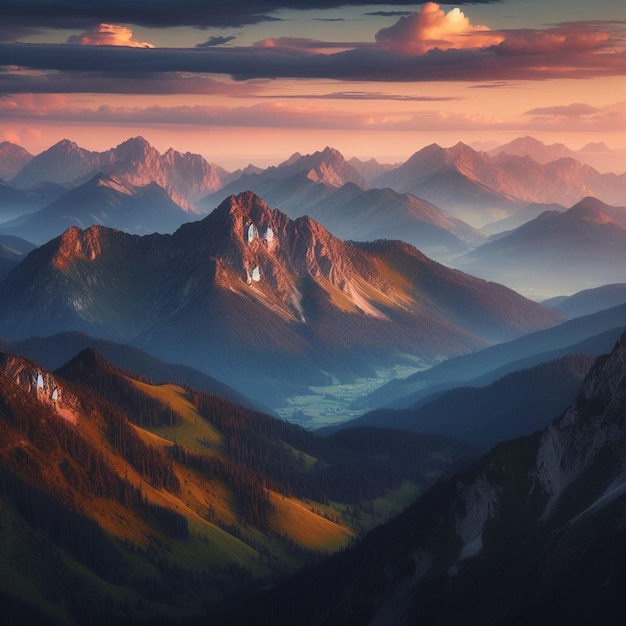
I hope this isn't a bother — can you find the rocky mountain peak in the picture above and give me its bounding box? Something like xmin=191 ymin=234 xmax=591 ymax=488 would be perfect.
xmin=52 ymin=138 xmax=81 ymax=153
xmin=11 ymin=139 xmax=97 ymax=188
xmin=0 ymin=141 xmax=33 ymax=180
xmin=570 ymin=195 xmax=613 ymax=213
xmin=0 ymin=351 xmax=75 ymax=420
xmin=563 ymin=196 xmax=621 ymax=226
xmin=215 ymin=191 xmax=275 ymax=227
xmin=53 ymin=225 xmax=108 ymax=269
xmin=271 ymin=147 xmax=368 ymax=188
xmin=112 ymin=135 xmax=153 ymax=157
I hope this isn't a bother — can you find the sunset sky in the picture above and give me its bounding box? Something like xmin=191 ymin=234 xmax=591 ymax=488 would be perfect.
xmin=1 ymin=0 xmax=625 ymax=168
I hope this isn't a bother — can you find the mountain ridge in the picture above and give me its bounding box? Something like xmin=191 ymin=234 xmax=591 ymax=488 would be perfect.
xmin=10 ymin=136 xmax=228 ymax=212
xmin=0 ymin=191 xmax=562 ymax=406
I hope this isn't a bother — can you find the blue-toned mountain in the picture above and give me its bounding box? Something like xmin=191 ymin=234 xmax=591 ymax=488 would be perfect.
xmin=0 ymin=192 xmax=561 ymax=406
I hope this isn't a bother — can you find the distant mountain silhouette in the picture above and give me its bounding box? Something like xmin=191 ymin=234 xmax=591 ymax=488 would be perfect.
xmin=0 ymin=172 xmax=191 ymax=243
xmin=459 ymin=196 xmax=626 ymax=295
xmin=0 ymin=141 xmax=32 ymax=180
xmin=10 ymin=136 xmax=228 ymax=211
xmin=328 ymin=354 xmax=594 ymax=447
xmin=374 ymin=143 xmax=626 ymax=227
xmin=0 ymin=233 xmax=35 ymax=280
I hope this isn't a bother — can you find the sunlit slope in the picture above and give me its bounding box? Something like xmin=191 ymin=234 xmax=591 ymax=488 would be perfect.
xmin=130 ymin=379 xmax=353 ymax=553
xmin=0 ymin=347 xmax=475 ymax=624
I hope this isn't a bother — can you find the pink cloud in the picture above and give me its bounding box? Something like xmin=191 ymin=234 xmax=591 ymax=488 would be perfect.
xmin=254 ymin=36 xmax=367 ymax=54
xmin=67 ymin=23 xmax=154 ymax=48
xmin=495 ymin=24 xmax=612 ymax=56
xmin=523 ymin=101 xmax=626 ymax=132
xmin=0 ymin=126 xmax=42 ymax=145
xmin=525 ymin=103 xmax=601 ymax=117
xmin=375 ymin=2 xmax=503 ymax=53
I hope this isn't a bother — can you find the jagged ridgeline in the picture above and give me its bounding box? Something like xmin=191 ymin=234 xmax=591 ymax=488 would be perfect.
xmin=0 ymin=348 xmax=475 ymax=625
xmin=0 ymin=191 xmax=562 ymax=406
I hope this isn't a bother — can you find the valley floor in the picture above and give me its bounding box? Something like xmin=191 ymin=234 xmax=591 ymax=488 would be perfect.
xmin=275 ymin=359 xmax=426 ymax=428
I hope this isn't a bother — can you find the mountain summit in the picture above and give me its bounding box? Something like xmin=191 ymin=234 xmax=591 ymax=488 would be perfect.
xmin=0 ymin=192 xmax=561 ymax=404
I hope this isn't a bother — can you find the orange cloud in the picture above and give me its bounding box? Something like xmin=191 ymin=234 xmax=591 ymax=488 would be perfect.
xmin=375 ymin=2 xmax=503 ymax=53
xmin=67 ymin=23 xmax=154 ymax=48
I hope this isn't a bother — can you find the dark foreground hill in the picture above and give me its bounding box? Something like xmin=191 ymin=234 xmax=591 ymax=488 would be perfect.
xmin=210 ymin=329 xmax=626 ymax=626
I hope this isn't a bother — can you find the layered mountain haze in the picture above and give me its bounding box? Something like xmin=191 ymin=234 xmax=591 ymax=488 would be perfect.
xmin=460 ymin=196 xmax=626 ymax=297
xmin=217 ymin=330 xmax=626 ymax=626
xmin=3 ymin=137 xmax=625 ymax=250
xmin=0 ymin=191 xmax=562 ymax=406
xmin=491 ymin=135 xmax=626 ymax=174
xmin=374 ymin=142 xmax=626 ymax=228
xmin=303 ymin=183 xmax=485 ymax=258
xmin=373 ymin=142 xmax=527 ymax=226
xmin=199 ymin=146 xmax=367 ymax=218
xmin=543 ymin=283 xmax=626 ymax=319
xmin=0 ymin=233 xmax=35 ymax=280
xmin=0 ymin=172 xmax=191 ymax=244
xmin=200 ymin=145 xmax=485 ymax=261
xmin=0 ymin=178 xmax=67 ymax=224
xmin=329 ymin=353 xmax=595 ymax=447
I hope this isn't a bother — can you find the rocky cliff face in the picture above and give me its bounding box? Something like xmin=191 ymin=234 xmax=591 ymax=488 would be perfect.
xmin=315 ymin=330 xmax=626 ymax=626
xmin=0 ymin=352 xmax=78 ymax=422
xmin=535 ymin=331 xmax=626 ymax=519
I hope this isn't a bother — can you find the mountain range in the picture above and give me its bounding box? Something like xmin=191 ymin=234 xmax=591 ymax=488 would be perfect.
xmin=0 ymin=191 xmax=561 ymax=406
xmin=0 ymin=346 xmax=475 ymax=625
xmin=3 ymin=136 xmax=625 ymax=257
xmin=327 ymin=353 xmax=594 ymax=447
xmin=8 ymin=136 xmax=227 ymax=211
xmin=364 ymin=300 xmax=626 ymax=410
xmin=0 ymin=330 xmax=265 ymax=413
xmin=213 ymin=328 xmax=626 ymax=626
xmin=543 ymin=283 xmax=626 ymax=319
xmin=0 ymin=172 xmax=191 ymax=244
xmin=1 ymin=129 xmax=626 ymax=626
xmin=373 ymin=141 xmax=626 ymax=227
xmin=490 ymin=135 xmax=626 ymax=174
xmin=459 ymin=196 xmax=626 ymax=296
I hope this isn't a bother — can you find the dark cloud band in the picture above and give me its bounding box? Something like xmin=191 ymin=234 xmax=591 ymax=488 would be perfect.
xmin=1 ymin=40 xmax=624 ymax=85
xmin=0 ymin=1 xmax=514 ymax=31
